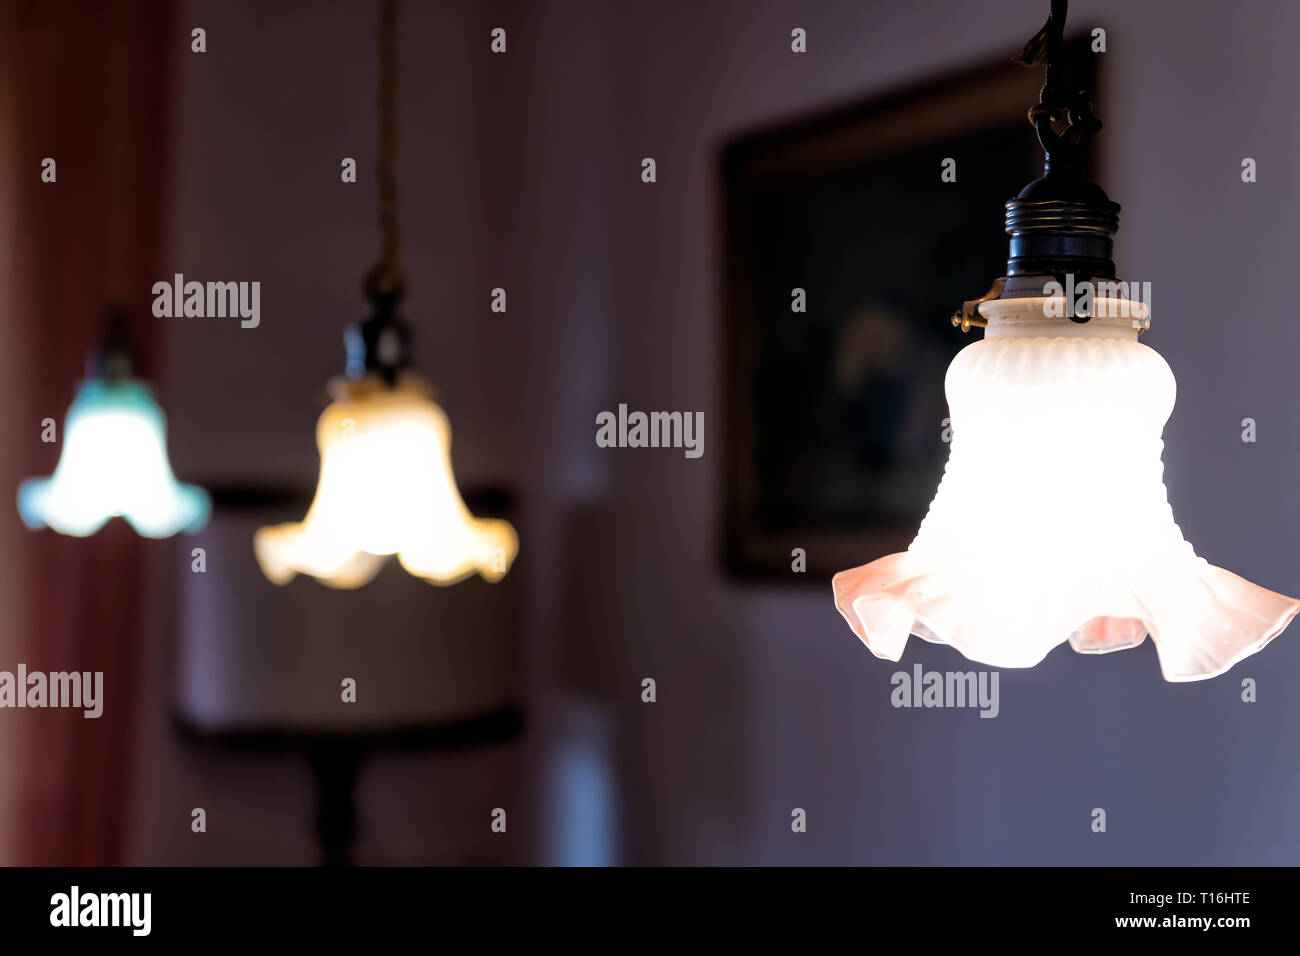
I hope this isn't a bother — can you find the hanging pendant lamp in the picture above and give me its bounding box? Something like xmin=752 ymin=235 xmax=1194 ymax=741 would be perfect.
xmin=831 ymin=0 xmax=1297 ymax=681
xmin=253 ymin=0 xmax=518 ymax=589
xmin=17 ymin=17 xmax=210 ymax=540
xmin=18 ymin=312 xmax=210 ymax=539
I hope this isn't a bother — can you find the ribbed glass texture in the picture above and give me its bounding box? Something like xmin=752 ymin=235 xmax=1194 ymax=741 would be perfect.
xmin=833 ymin=300 xmax=1298 ymax=681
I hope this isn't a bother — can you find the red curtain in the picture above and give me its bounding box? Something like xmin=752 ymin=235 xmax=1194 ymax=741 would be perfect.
xmin=2 ymin=0 xmax=174 ymax=865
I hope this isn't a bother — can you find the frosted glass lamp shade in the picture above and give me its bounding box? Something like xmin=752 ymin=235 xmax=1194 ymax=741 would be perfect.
xmin=254 ymin=376 xmax=518 ymax=589
xmin=18 ymin=379 xmax=210 ymax=538
xmin=832 ymin=298 xmax=1299 ymax=681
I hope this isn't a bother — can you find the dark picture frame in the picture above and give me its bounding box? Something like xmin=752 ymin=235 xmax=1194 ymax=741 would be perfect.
xmin=720 ymin=40 xmax=1096 ymax=581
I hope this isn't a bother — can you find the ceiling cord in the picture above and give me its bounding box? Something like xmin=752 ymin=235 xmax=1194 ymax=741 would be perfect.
xmin=366 ymin=0 xmax=404 ymax=300
xmin=106 ymin=8 xmax=133 ymax=306
xmin=1014 ymin=0 xmax=1101 ymax=170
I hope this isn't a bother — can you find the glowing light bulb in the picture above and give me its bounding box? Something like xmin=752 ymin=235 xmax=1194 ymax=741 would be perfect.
xmin=254 ymin=375 xmax=517 ymax=589
xmin=832 ymin=298 xmax=1299 ymax=682
xmin=18 ymin=379 xmax=210 ymax=538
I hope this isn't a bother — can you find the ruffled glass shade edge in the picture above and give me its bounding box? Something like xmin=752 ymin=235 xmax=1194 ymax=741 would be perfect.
xmin=832 ymin=552 xmax=1299 ymax=683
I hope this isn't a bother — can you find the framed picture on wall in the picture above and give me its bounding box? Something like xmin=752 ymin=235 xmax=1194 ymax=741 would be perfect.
xmin=720 ymin=39 xmax=1096 ymax=580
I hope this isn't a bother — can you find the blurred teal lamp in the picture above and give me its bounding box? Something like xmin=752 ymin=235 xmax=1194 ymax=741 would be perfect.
xmin=18 ymin=312 xmax=210 ymax=538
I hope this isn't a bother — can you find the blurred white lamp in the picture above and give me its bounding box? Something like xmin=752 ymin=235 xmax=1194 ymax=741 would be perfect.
xmin=832 ymin=1 xmax=1297 ymax=681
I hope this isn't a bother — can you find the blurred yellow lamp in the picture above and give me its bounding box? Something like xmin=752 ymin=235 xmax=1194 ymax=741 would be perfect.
xmin=262 ymin=0 xmax=518 ymax=589
xmin=254 ymin=373 xmax=516 ymax=589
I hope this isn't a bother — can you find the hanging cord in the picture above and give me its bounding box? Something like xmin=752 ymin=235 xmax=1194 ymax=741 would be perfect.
xmin=366 ymin=0 xmax=404 ymax=299
xmin=93 ymin=7 xmax=135 ymax=381
xmin=106 ymin=9 xmax=133 ymax=307
xmin=1013 ymin=0 xmax=1100 ymax=169
xmin=954 ymin=0 xmax=1118 ymax=333
xmin=345 ymin=0 xmax=412 ymax=384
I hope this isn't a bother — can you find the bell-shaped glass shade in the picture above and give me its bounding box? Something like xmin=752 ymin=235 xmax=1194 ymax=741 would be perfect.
xmin=254 ymin=375 xmax=518 ymax=589
xmin=833 ymin=297 xmax=1299 ymax=682
xmin=18 ymin=379 xmax=210 ymax=538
